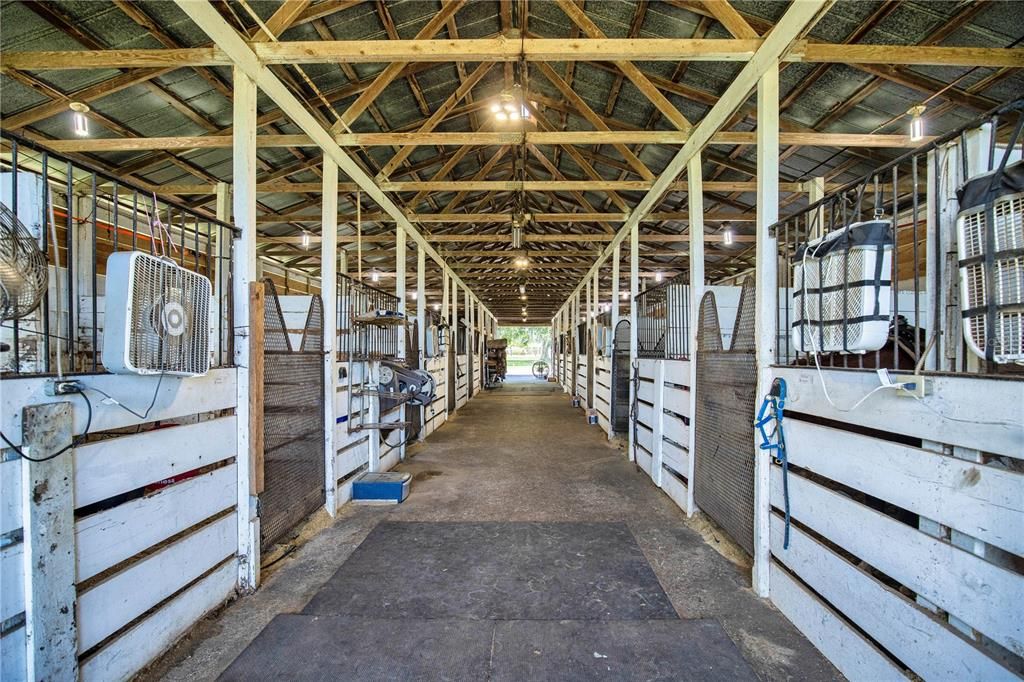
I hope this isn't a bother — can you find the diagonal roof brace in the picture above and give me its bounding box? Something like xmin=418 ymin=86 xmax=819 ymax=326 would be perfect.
xmin=556 ymin=0 xmax=835 ymax=312
xmin=172 ymin=0 xmax=495 ymax=321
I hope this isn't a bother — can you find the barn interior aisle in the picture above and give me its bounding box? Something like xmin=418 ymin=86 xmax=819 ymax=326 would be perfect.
xmin=150 ymin=379 xmax=836 ymax=681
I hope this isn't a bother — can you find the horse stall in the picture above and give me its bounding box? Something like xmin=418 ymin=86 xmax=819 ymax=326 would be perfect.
xmin=0 ymin=134 xmax=492 ymax=681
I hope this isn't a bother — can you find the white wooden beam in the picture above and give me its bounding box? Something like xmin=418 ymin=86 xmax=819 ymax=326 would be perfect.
xmin=752 ymin=63 xmax=780 ymax=599
xmin=320 ymin=158 xmax=338 ymax=515
xmin=231 ymin=65 xmax=260 ymax=592
xmin=686 ymin=153 xmax=704 ymax=517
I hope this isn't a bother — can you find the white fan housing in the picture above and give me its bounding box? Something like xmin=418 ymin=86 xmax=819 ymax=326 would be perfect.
xmin=791 ymin=219 xmax=893 ymax=354
xmin=102 ymin=251 xmax=211 ymax=376
xmin=956 ymin=164 xmax=1024 ymax=363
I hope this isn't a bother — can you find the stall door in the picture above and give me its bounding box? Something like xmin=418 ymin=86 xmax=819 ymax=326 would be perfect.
xmin=693 ymin=278 xmax=757 ymax=555
xmin=260 ymin=280 xmax=325 ymax=550
xmin=611 ymin=320 xmax=631 ymax=433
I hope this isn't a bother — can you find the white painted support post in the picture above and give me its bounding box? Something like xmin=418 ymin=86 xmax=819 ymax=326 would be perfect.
xmin=396 ymin=226 xmax=406 ymax=359
xmin=628 ymin=218 xmax=639 ymax=462
xmin=805 ymin=176 xmax=825 ymax=241
xmin=321 ymin=160 xmax=338 ymax=515
xmin=686 ymin=154 xmax=705 ymax=517
xmin=464 ymin=285 xmax=470 ymax=401
xmin=416 ymin=247 xmax=426 ymax=439
xmin=611 ymin=244 xmax=620 ymax=346
xmin=214 ymin=183 xmax=231 ymax=367
xmin=22 ymin=403 xmax=77 ymax=681
xmin=395 ymin=225 xmax=407 ymax=459
xmin=231 ymin=66 xmax=259 ymax=592
xmin=752 ymin=63 xmax=780 ymax=598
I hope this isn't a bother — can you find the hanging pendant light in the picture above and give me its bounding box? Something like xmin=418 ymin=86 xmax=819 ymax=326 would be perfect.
xmin=655 ymin=271 xmax=663 ymax=283
xmin=723 ymin=224 xmax=734 ymax=246
xmin=908 ymin=105 xmax=926 ymax=142
xmin=301 ymin=231 xmax=311 ymax=249
xmin=370 ymin=269 xmax=380 ymax=283
xmin=69 ymin=102 xmax=90 ymax=137
xmin=519 ymin=283 xmax=526 ymax=295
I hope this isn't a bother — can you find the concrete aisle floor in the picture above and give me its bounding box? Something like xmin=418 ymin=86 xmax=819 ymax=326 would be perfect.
xmin=148 ymin=376 xmax=841 ymax=681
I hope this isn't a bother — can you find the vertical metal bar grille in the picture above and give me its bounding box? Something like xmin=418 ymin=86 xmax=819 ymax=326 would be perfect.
xmin=634 ymin=274 xmax=691 ymax=359
xmin=0 ymin=130 xmax=238 ymax=375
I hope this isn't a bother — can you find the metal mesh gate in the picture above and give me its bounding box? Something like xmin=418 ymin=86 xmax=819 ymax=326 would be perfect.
xmin=260 ymin=280 xmax=325 ymax=549
xmin=611 ymin=320 xmax=631 ymax=432
xmin=693 ymin=278 xmax=757 ymax=555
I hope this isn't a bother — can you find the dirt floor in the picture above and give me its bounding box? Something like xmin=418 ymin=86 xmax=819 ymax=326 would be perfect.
xmin=143 ymin=375 xmax=840 ymax=681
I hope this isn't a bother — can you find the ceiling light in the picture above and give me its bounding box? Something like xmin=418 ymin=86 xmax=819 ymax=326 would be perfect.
xmin=519 ymin=283 xmax=526 ymax=295
xmin=514 ymin=256 xmax=529 ymax=268
xmin=723 ymin=225 xmax=734 ymax=246
xmin=411 ymin=290 xmax=418 ymax=300
xmin=621 ymin=290 xmax=628 ymax=300
xmin=908 ymin=104 xmax=926 ymax=142
xmin=490 ymin=103 xmax=501 ymax=113
xmin=69 ymin=102 xmax=90 ymax=137
xmin=370 ymin=270 xmax=380 ymax=283
xmin=655 ymin=271 xmax=663 ymax=283
xmin=522 ymin=317 xmax=527 ymax=322
xmin=433 ymin=302 xmax=441 ymax=311
xmin=495 ymin=111 xmax=508 ymax=122
xmin=520 ymin=294 xmax=527 ymax=301
xmin=301 ymin=231 xmax=310 ymax=249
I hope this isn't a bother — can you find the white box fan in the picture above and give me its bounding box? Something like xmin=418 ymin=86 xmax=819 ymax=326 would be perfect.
xmin=102 ymin=251 xmax=212 ymax=376
xmin=956 ymin=159 xmax=1024 ymax=364
xmin=791 ymin=219 xmax=893 ymax=354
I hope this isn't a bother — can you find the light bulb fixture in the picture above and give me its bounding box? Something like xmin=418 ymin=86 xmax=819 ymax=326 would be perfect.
xmin=908 ymin=104 xmax=926 ymax=142
xmin=723 ymin=224 xmax=734 ymax=246
xmin=69 ymin=102 xmax=90 ymax=137
xmin=370 ymin=269 xmax=380 ymax=283
xmin=514 ymin=256 xmax=529 ymax=268
xmin=655 ymin=271 xmax=663 ymax=283
xmin=301 ymin=231 xmax=311 ymax=249
xmin=520 ymin=294 xmax=527 ymax=301
xmin=519 ymin=283 xmax=526 ymax=295
xmin=522 ymin=317 xmax=527 ymax=322
xmin=492 ymin=88 xmax=532 ymax=125
xmin=411 ymin=290 xmax=418 ymax=300
xmin=433 ymin=302 xmax=441 ymax=311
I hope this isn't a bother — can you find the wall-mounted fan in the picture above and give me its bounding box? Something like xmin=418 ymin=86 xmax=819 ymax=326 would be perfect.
xmin=0 ymin=201 xmax=47 ymax=322
xmin=102 ymin=251 xmax=212 ymax=376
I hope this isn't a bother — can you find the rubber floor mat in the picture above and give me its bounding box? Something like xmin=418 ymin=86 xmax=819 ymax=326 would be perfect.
xmin=490 ymin=619 xmax=758 ymax=681
xmin=219 ymin=616 xmax=756 ymax=681
xmin=302 ymin=521 xmax=677 ymax=620
xmin=218 ymin=615 xmax=492 ymax=681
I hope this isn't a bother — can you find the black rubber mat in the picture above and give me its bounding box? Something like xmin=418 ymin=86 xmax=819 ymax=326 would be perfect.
xmin=490 ymin=619 xmax=758 ymax=681
xmin=217 ymin=615 xmax=492 ymax=681
xmin=219 ymin=616 xmax=757 ymax=681
xmin=303 ymin=521 xmax=677 ymax=620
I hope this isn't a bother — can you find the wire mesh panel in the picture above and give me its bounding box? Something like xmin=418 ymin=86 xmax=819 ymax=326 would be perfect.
xmin=260 ymin=280 xmax=325 ymax=549
xmin=611 ymin=320 xmax=631 ymax=433
xmin=693 ymin=278 xmax=757 ymax=556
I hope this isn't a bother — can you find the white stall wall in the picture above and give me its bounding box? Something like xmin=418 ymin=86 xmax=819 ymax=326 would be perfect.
xmin=1 ymin=370 xmax=240 ymax=682
xmin=766 ymin=367 xmax=1024 ymax=681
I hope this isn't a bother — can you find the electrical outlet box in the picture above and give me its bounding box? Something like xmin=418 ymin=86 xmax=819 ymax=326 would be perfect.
xmin=891 ymin=374 xmax=931 ymax=398
xmin=45 ymin=379 xmax=82 ymax=396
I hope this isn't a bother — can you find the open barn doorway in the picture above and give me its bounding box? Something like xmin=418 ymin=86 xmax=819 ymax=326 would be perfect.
xmin=495 ymin=326 xmax=551 ymax=379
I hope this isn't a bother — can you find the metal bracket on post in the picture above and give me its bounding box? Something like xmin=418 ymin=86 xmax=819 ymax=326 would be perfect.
xmin=21 ymin=402 xmax=77 ymax=682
